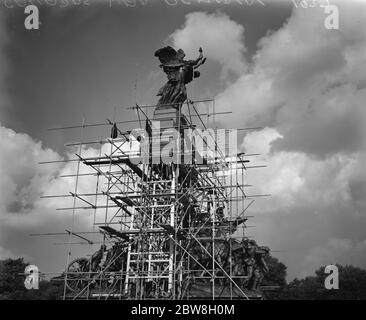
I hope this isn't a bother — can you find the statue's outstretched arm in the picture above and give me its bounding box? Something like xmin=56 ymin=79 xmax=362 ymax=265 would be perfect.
xmin=193 ymin=47 xmax=206 ymax=69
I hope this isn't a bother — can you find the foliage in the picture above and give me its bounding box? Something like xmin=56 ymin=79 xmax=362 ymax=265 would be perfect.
xmin=263 ymin=255 xmax=287 ymax=287
xmin=276 ymin=264 xmax=366 ymax=300
xmin=0 ymin=258 xmax=63 ymax=300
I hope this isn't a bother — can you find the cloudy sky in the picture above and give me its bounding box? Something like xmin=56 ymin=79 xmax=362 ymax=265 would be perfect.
xmin=0 ymin=0 xmax=366 ymax=280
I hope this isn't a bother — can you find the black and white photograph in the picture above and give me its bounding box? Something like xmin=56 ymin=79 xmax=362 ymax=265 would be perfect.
xmin=0 ymin=0 xmax=366 ymax=308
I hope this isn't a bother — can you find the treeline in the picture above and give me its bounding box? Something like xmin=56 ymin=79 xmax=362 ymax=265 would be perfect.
xmin=1 ymin=257 xmax=366 ymax=299
xmin=271 ymin=264 xmax=366 ymax=300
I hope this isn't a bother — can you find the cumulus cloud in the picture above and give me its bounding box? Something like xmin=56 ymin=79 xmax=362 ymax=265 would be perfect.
xmin=201 ymin=2 xmax=366 ymax=278
xmin=242 ymin=127 xmax=282 ymax=155
xmin=243 ymin=127 xmax=357 ymax=212
xmin=216 ymin=2 xmax=366 ymax=158
xmin=0 ymin=116 xmax=143 ymax=273
xmin=0 ymin=126 xmax=62 ymax=214
xmin=170 ymin=11 xmax=247 ymax=79
xmin=0 ymin=122 xmax=108 ymax=271
xmin=0 ymin=124 xmax=61 ymax=261
xmin=242 ymin=126 xmax=366 ymax=278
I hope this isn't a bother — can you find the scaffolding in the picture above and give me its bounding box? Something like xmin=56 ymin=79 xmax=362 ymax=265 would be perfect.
xmin=38 ymin=97 xmax=270 ymax=300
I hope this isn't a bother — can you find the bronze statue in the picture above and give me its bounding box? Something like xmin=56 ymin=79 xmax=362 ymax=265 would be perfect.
xmin=154 ymin=46 xmax=206 ymax=114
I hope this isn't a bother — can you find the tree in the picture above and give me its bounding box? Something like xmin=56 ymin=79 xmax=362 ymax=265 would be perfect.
xmin=0 ymin=258 xmax=63 ymax=300
xmin=263 ymin=255 xmax=287 ymax=287
xmin=278 ymin=264 xmax=366 ymax=300
xmin=261 ymin=255 xmax=287 ymax=299
xmin=0 ymin=258 xmax=28 ymax=299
